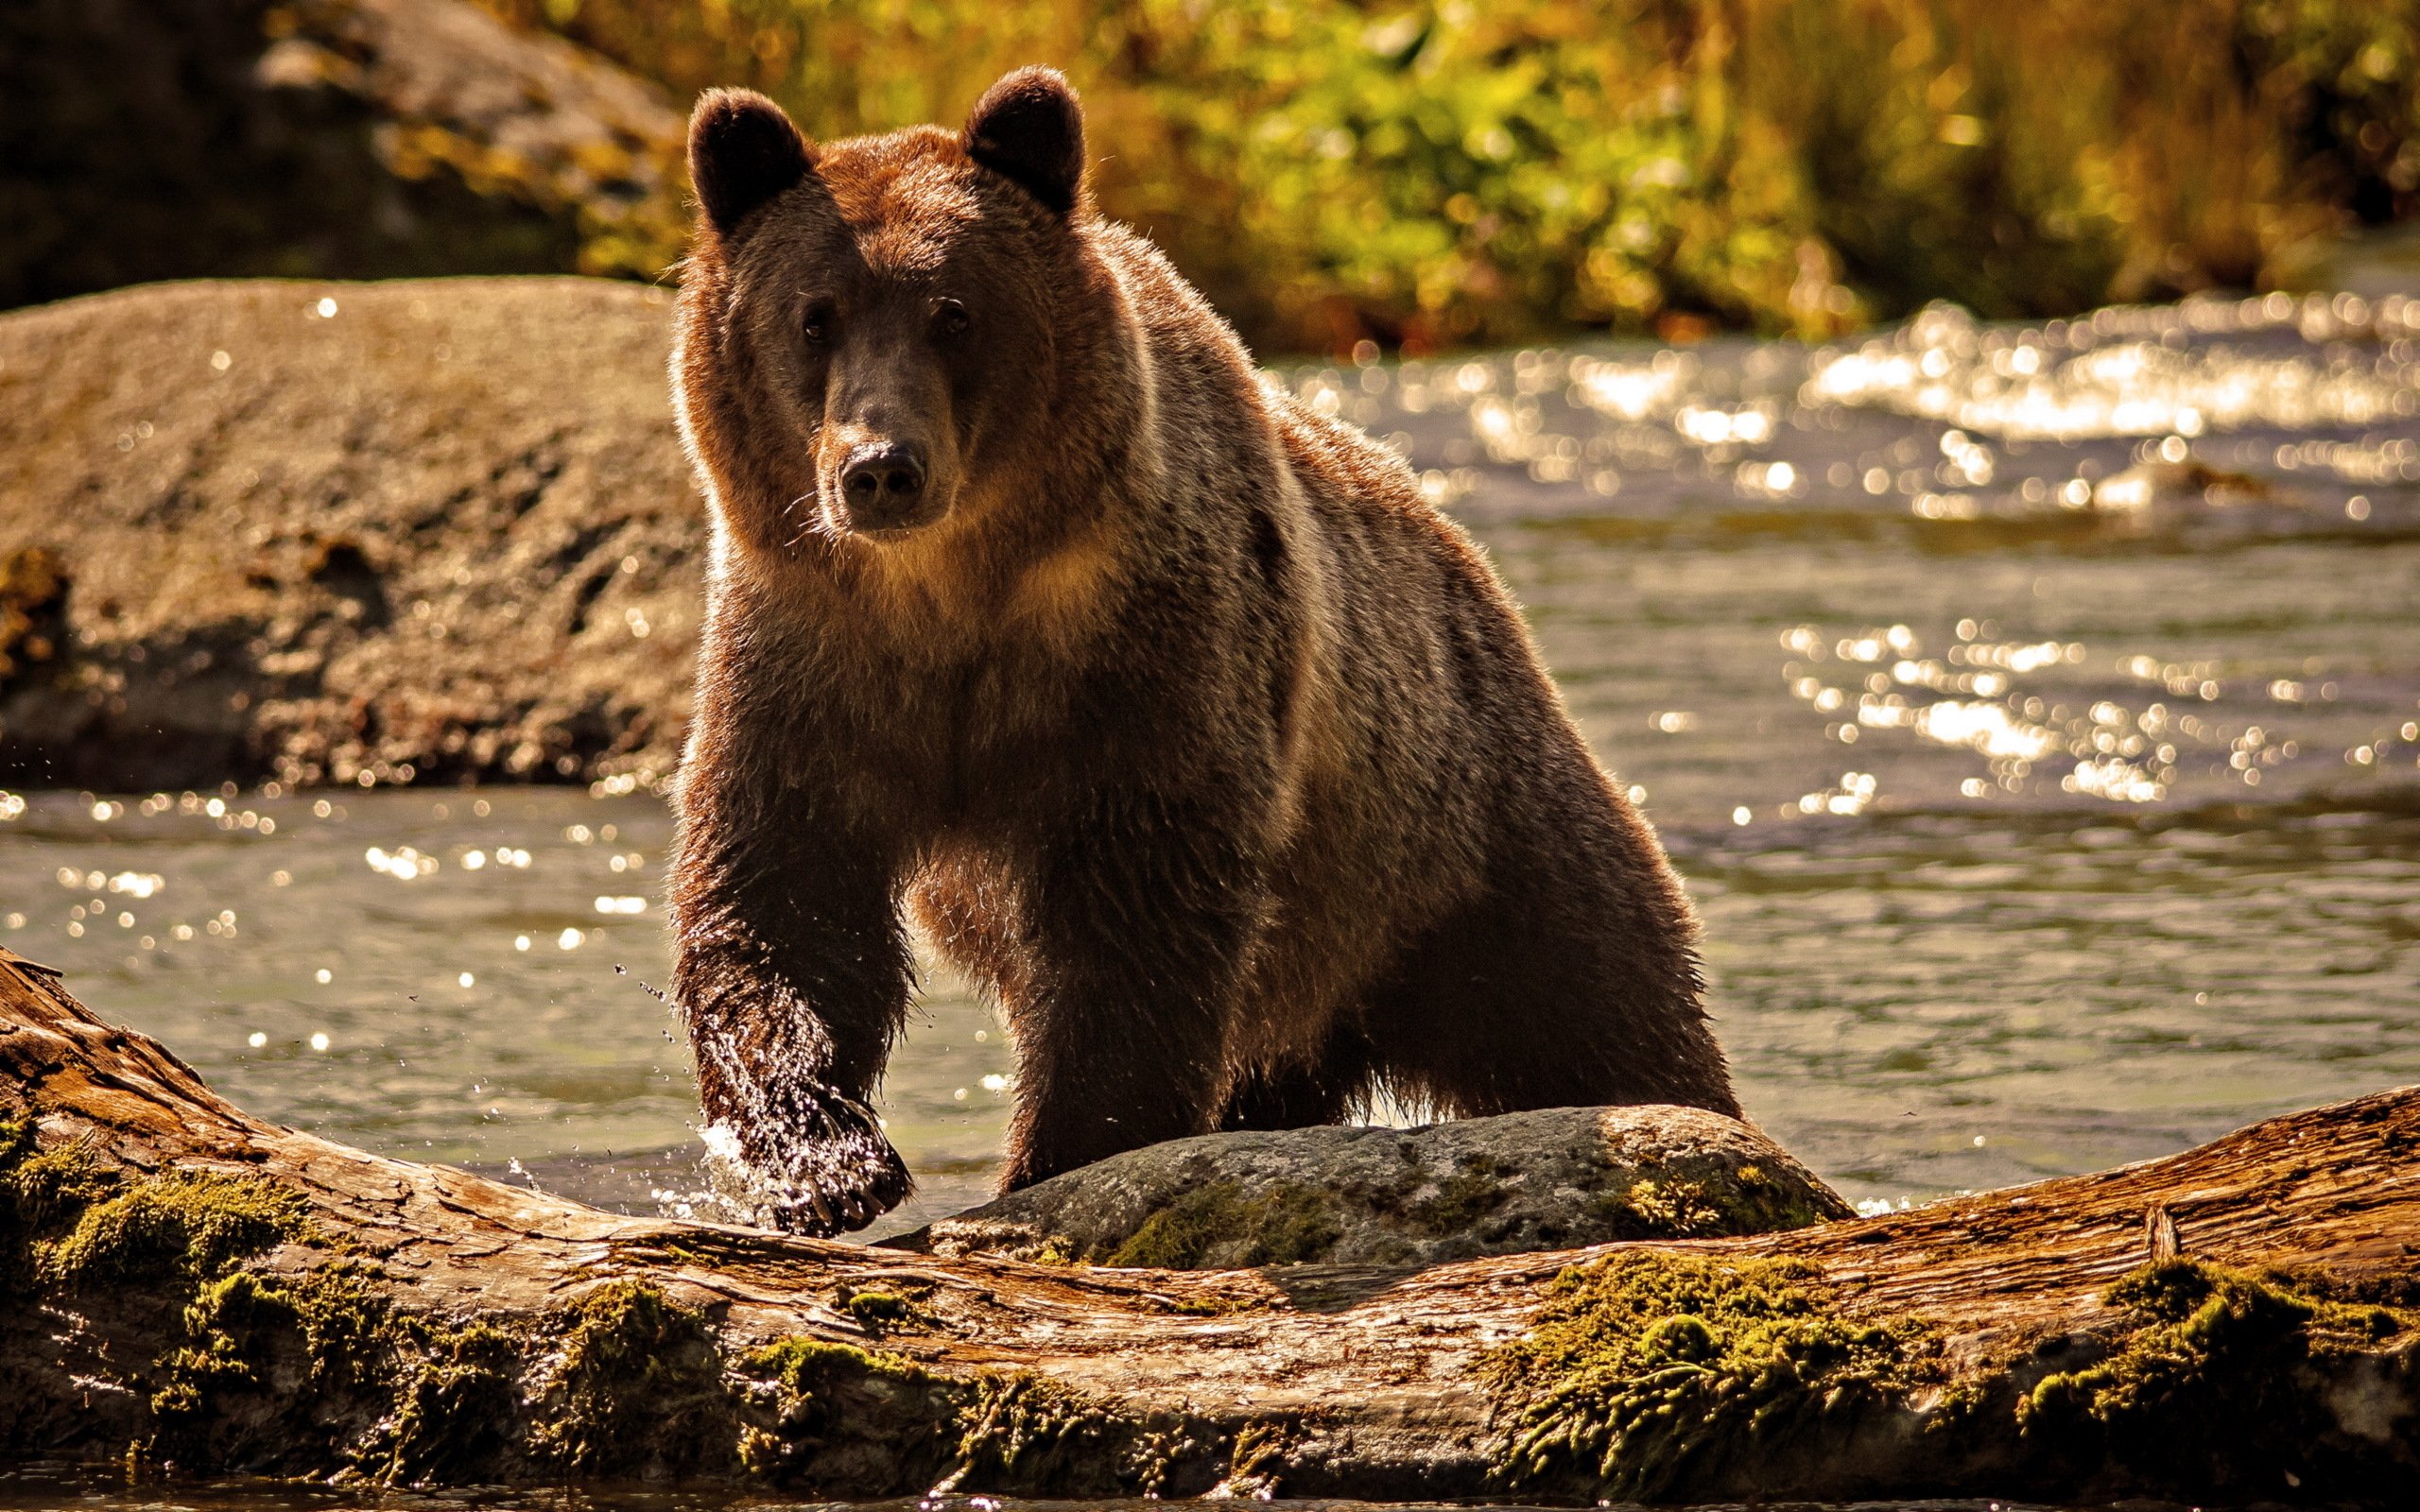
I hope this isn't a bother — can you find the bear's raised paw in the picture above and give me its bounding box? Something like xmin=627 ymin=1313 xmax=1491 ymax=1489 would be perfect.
xmin=705 ymin=1082 xmax=914 ymax=1236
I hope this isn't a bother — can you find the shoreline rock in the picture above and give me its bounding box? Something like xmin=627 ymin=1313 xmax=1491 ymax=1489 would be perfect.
xmin=0 ymin=277 xmax=699 ymax=790
xmin=887 ymin=1105 xmax=1854 ymax=1269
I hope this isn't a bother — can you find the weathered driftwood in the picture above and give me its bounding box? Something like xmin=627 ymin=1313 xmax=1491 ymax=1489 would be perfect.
xmin=1 ymin=944 xmax=2413 ymax=1503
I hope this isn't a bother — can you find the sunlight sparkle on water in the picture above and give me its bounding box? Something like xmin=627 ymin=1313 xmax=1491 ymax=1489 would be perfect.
xmin=1804 ymin=295 xmax=2420 ymax=441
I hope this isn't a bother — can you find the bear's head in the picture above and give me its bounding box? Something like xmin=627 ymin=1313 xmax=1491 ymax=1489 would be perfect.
xmin=675 ymin=68 xmax=1117 ymax=559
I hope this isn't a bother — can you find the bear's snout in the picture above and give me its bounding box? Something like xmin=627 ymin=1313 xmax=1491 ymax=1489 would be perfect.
xmin=836 ymin=439 xmax=934 ymax=534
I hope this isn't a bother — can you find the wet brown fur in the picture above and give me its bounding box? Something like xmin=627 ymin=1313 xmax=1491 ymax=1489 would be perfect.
xmin=667 ymin=70 xmax=1738 ymax=1234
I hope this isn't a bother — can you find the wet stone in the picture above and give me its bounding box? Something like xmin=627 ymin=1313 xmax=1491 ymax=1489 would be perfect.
xmin=885 ymin=1105 xmax=1853 ymax=1269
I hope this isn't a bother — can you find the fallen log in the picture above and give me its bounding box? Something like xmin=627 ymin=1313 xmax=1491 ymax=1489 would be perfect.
xmin=0 ymin=944 xmax=2413 ymax=1503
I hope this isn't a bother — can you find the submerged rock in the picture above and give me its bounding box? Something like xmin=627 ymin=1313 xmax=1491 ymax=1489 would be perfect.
xmin=887 ymin=1105 xmax=1853 ymax=1269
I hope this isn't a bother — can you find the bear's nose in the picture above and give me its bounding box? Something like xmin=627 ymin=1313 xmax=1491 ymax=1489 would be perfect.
xmin=838 ymin=442 xmax=928 ymax=520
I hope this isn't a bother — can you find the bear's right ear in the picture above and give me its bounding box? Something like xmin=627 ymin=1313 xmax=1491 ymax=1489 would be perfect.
xmin=689 ymin=89 xmax=814 ymax=235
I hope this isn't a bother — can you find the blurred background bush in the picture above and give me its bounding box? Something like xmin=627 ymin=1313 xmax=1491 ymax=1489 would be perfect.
xmin=7 ymin=0 xmax=2418 ymax=353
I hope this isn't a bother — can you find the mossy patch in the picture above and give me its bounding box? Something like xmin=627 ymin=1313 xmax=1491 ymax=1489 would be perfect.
xmin=0 ymin=1125 xmax=521 ymax=1479
xmin=1612 ymin=1177 xmax=1721 ymax=1238
xmin=365 ymin=1318 xmax=525 ymax=1484
xmin=736 ymin=1340 xmax=1202 ymax=1497
xmin=736 ymin=1336 xmax=961 ymax=1491
xmin=1489 ymin=1250 xmax=1942 ymax=1501
xmin=0 ymin=1120 xmax=118 ymax=1282
xmin=528 ymin=1279 xmax=736 ymax=1479
xmin=44 ymin=1170 xmax=308 ymax=1286
xmin=1104 ymin=1180 xmax=1340 ymax=1268
xmin=835 ymin=1285 xmax=929 ymax=1332
xmin=156 ymin=1263 xmax=386 ymax=1413
xmin=147 ymin=1260 xmax=412 ymax=1464
xmin=1410 ymin=1160 xmax=1511 ymax=1237
xmin=745 ymin=1334 xmax=935 ymax=1395
xmin=2017 ymin=1258 xmax=2414 ymax=1498
xmin=4 ymin=1128 xmax=118 ymax=1216
xmin=945 ymin=1370 xmax=1166 ymax=1497
xmin=844 ymin=1288 xmax=909 ymax=1325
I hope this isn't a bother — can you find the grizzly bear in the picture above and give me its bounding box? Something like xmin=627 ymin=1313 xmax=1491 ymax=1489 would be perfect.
xmin=667 ymin=67 xmax=1740 ymax=1234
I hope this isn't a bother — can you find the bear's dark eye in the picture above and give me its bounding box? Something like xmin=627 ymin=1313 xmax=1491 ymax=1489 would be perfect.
xmin=934 ymin=299 xmax=971 ymax=338
xmin=801 ymin=302 xmax=835 ymax=346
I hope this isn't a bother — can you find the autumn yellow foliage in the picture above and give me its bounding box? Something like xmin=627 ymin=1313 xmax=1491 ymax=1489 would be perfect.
xmin=481 ymin=0 xmax=2420 ymax=353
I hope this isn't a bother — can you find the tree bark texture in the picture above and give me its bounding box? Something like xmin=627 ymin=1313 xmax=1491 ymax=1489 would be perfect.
xmin=0 ymin=946 xmax=2413 ymax=1503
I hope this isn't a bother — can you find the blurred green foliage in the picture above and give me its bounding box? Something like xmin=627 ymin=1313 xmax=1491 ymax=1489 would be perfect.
xmin=479 ymin=0 xmax=2420 ymax=352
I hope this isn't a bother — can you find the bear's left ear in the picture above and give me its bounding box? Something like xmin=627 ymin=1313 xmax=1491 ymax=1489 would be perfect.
xmin=962 ymin=67 xmax=1086 ymax=215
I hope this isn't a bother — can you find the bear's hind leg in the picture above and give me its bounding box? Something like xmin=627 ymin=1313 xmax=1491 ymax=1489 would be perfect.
xmin=1218 ymin=1029 xmax=1374 ymax=1132
xmin=1366 ymin=845 xmax=1740 ymax=1122
xmin=996 ymin=795 xmax=1270 ymax=1190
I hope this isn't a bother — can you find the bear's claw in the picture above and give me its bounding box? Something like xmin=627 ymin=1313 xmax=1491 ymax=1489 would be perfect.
xmin=713 ymin=1078 xmax=913 ymax=1237
xmin=765 ymin=1131 xmax=913 ymax=1237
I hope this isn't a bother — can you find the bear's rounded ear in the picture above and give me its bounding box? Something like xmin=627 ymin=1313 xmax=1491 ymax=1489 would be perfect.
xmin=689 ymin=89 xmax=814 ymax=235
xmin=962 ymin=67 xmax=1086 ymax=215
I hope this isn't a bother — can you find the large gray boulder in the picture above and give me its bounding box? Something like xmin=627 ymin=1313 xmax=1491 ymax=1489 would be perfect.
xmin=885 ymin=1105 xmax=1853 ymax=1269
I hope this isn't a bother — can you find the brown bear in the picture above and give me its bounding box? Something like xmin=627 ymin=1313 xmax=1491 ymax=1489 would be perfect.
xmin=667 ymin=67 xmax=1740 ymax=1235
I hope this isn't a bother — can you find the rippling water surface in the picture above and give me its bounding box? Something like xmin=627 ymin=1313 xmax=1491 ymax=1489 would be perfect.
xmin=4 ymin=290 xmax=2417 ymax=1238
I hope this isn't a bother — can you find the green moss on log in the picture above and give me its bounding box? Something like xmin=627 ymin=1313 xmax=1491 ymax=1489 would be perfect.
xmin=1105 ymin=1180 xmax=1340 ymax=1268
xmin=736 ymin=1337 xmax=961 ymax=1491
xmin=1489 ymin=1250 xmax=1943 ymax=1501
xmin=0 ymin=1115 xmax=314 ymax=1290
xmin=156 ymin=1263 xmax=386 ymax=1415
xmin=3 ymin=1128 xmax=117 ymax=1220
xmin=44 ymin=1171 xmax=308 ymax=1285
xmin=945 ymin=1370 xmax=1178 ymax=1497
xmin=2018 ymin=1258 xmax=2416 ymax=1499
xmin=736 ymin=1336 xmax=1201 ymax=1497
xmin=0 ymin=1118 xmax=1219 ymax=1493
xmin=837 ymin=1286 xmax=922 ymax=1332
xmin=361 ymin=1318 xmax=525 ymax=1484
xmin=528 ymin=1279 xmax=736 ymax=1479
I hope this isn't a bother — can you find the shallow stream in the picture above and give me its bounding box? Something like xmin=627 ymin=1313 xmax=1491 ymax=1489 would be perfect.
xmin=4 ymin=292 xmax=2417 ymax=1242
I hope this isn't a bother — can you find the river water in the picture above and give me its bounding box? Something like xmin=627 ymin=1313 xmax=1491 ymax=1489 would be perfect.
xmin=3 ymin=292 xmax=2417 ymax=1245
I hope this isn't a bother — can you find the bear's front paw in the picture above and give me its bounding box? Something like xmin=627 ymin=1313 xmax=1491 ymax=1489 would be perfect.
xmin=704 ymin=1081 xmax=913 ymax=1237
